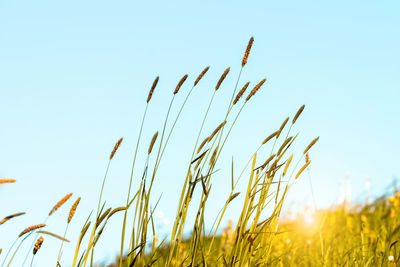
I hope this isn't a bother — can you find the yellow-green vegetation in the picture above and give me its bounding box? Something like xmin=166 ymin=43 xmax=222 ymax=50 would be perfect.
xmin=0 ymin=37 xmax=319 ymax=266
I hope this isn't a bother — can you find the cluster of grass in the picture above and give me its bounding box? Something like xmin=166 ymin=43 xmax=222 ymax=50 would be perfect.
xmin=0 ymin=37 xmax=317 ymax=266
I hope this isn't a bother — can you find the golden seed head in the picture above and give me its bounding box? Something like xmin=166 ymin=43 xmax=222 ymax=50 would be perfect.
xmin=0 ymin=212 xmax=25 ymax=225
xmin=96 ymin=208 xmax=112 ymax=228
xmin=68 ymin=197 xmax=81 ymax=223
xmin=245 ymin=78 xmax=266 ymax=101
xmin=305 ymin=153 xmax=310 ymax=163
xmin=260 ymin=154 xmax=276 ymax=170
xmin=292 ymin=104 xmax=305 ymax=124
xmin=304 ymin=137 xmax=319 ymax=154
xmin=194 ymin=66 xmax=210 ymax=86
xmin=174 ymin=74 xmax=188 ymax=94
xmin=242 ymin=37 xmax=254 ymax=67
xmin=276 ymin=117 xmax=289 ymax=138
xmin=146 ymin=76 xmax=159 ymax=103
xmin=0 ymin=179 xmax=16 ymax=184
xmin=215 ymin=67 xmax=230 ymax=91
xmin=209 ymin=146 xmax=219 ymax=166
xmin=233 ymin=82 xmax=250 ymax=105
xmin=49 ymin=193 xmax=73 ymax=216
xmin=295 ymin=160 xmax=311 ymax=180
xmin=19 ymin=224 xmax=46 ymax=238
xmin=148 ymin=131 xmax=159 ymax=155
xmin=110 ymin=137 xmax=123 ymax=160
xmin=36 ymin=231 xmax=70 ymax=242
xmin=33 ymin=236 xmax=44 ymax=255
xmin=262 ymin=131 xmax=278 ymax=145
xmin=283 ymin=154 xmax=293 ymax=176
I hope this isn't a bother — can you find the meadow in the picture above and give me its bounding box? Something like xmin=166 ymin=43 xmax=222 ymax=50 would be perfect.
xmin=0 ymin=37 xmax=325 ymax=266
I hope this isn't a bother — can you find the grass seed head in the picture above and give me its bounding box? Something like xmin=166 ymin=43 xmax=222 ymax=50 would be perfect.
xmin=110 ymin=137 xmax=123 ymax=160
xmin=245 ymin=78 xmax=266 ymax=102
xmin=194 ymin=66 xmax=210 ymax=86
xmin=209 ymin=121 xmax=226 ymax=141
xmin=233 ymin=82 xmax=250 ymax=105
xmin=262 ymin=131 xmax=278 ymax=145
xmin=283 ymin=154 xmax=293 ymax=176
xmin=37 ymin=230 xmax=69 ymax=242
xmin=242 ymin=37 xmax=254 ymax=67
xmin=304 ymin=137 xmax=319 ymax=154
xmin=19 ymin=224 xmax=46 ymax=237
xmin=148 ymin=131 xmax=159 ymax=155
xmin=215 ymin=67 xmax=230 ymax=91
xmin=276 ymin=117 xmax=289 ymax=138
xmin=0 ymin=212 xmax=25 ymax=225
xmin=49 ymin=193 xmax=73 ymax=216
xmin=146 ymin=76 xmax=159 ymax=103
xmin=0 ymin=179 xmax=16 ymax=184
xmin=33 ymin=236 xmax=44 ymax=255
xmin=68 ymin=197 xmax=81 ymax=223
xmin=174 ymin=74 xmax=188 ymax=94
xmin=292 ymin=104 xmax=305 ymax=124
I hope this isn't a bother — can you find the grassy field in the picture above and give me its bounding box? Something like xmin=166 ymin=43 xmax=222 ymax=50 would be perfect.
xmin=0 ymin=37 xmax=322 ymax=266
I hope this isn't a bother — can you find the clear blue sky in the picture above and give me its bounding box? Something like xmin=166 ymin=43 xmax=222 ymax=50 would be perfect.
xmin=1 ymin=0 xmax=399 ymax=265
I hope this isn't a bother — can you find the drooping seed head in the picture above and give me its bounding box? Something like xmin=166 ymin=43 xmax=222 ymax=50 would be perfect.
xmin=33 ymin=236 xmax=44 ymax=255
xmin=146 ymin=76 xmax=159 ymax=103
xmin=0 ymin=179 xmax=16 ymax=184
xmin=19 ymin=224 xmax=46 ymax=238
xmin=245 ymin=78 xmax=266 ymax=102
xmin=110 ymin=137 xmax=123 ymax=160
xmin=49 ymin=193 xmax=73 ymax=216
xmin=276 ymin=117 xmax=289 ymax=138
xmin=292 ymin=104 xmax=305 ymax=124
xmin=148 ymin=131 xmax=159 ymax=155
xmin=304 ymin=137 xmax=319 ymax=155
xmin=0 ymin=212 xmax=25 ymax=225
xmin=262 ymin=131 xmax=278 ymax=145
xmin=215 ymin=68 xmax=230 ymax=91
xmin=233 ymin=82 xmax=250 ymax=105
xmin=174 ymin=74 xmax=188 ymax=94
xmin=242 ymin=37 xmax=254 ymax=67
xmin=194 ymin=66 xmax=210 ymax=86
xmin=68 ymin=197 xmax=81 ymax=223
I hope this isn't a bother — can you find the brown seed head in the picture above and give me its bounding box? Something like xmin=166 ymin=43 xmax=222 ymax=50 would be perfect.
xmin=194 ymin=66 xmax=210 ymax=86
xmin=215 ymin=67 xmax=230 ymax=91
xmin=49 ymin=193 xmax=73 ymax=216
xmin=197 ymin=137 xmax=209 ymax=154
xmin=245 ymin=78 xmax=266 ymax=102
xmin=19 ymin=224 xmax=46 ymax=238
xmin=33 ymin=236 xmax=44 ymax=255
xmin=262 ymin=131 xmax=278 ymax=145
xmin=174 ymin=74 xmax=188 ymax=94
xmin=110 ymin=137 xmax=123 ymax=160
xmin=68 ymin=197 xmax=81 ymax=223
xmin=277 ymin=137 xmax=293 ymax=156
xmin=233 ymin=82 xmax=250 ymax=105
xmin=0 ymin=212 xmax=25 ymax=225
xmin=304 ymin=137 xmax=319 ymax=155
xmin=146 ymin=76 xmax=159 ymax=103
xmin=148 ymin=131 xmax=159 ymax=155
xmin=242 ymin=37 xmax=254 ymax=67
xmin=209 ymin=146 xmax=219 ymax=166
xmin=209 ymin=121 xmax=226 ymax=141
xmin=292 ymin=104 xmax=305 ymax=124
xmin=0 ymin=179 xmax=16 ymax=184
xmin=96 ymin=208 xmax=112 ymax=228
xmin=276 ymin=117 xmax=289 ymax=138
xmin=228 ymin=192 xmax=240 ymax=203
xmin=259 ymin=154 xmax=276 ymax=170
xmin=305 ymin=153 xmax=310 ymax=164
